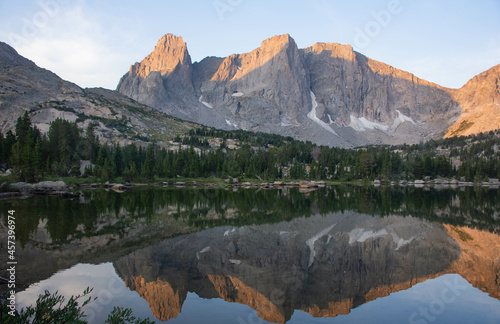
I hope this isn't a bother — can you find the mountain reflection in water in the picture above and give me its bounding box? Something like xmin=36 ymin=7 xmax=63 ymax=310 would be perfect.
xmin=1 ymin=186 xmax=500 ymax=323
xmin=114 ymin=212 xmax=500 ymax=323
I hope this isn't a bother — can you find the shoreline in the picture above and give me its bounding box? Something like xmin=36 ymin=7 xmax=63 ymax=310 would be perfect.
xmin=0 ymin=177 xmax=497 ymax=200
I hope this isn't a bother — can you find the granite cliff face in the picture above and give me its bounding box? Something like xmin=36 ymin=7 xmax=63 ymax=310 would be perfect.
xmin=117 ymin=33 xmax=499 ymax=146
xmin=302 ymin=42 xmax=460 ymax=140
xmin=117 ymin=34 xmax=197 ymax=119
xmin=196 ymin=35 xmax=311 ymax=130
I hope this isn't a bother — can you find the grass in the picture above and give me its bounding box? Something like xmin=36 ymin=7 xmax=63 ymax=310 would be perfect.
xmin=451 ymin=226 xmax=474 ymax=242
xmin=450 ymin=120 xmax=474 ymax=137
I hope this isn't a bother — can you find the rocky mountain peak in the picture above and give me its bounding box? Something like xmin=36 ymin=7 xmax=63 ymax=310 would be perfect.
xmin=306 ymin=42 xmax=356 ymax=62
xmin=116 ymin=33 xmax=200 ymax=119
xmin=128 ymin=33 xmax=191 ymax=79
xmin=258 ymin=33 xmax=298 ymax=60
xmin=261 ymin=33 xmax=294 ymax=48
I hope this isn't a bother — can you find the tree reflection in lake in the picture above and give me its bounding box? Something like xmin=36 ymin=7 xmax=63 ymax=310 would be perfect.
xmin=2 ymin=186 xmax=499 ymax=247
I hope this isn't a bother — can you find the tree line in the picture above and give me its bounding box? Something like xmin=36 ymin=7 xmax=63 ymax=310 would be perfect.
xmin=0 ymin=112 xmax=499 ymax=183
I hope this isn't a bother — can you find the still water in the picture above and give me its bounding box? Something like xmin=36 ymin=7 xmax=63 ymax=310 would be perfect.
xmin=1 ymin=186 xmax=500 ymax=323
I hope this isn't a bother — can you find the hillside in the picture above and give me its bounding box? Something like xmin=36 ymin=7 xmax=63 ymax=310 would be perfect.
xmin=0 ymin=42 xmax=196 ymax=146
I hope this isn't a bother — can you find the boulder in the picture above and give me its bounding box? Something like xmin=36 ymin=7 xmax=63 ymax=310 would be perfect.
xmin=110 ymin=184 xmax=127 ymax=192
xmin=33 ymin=181 xmax=67 ymax=191
xmin=299 ymin=181 xmax=318 ymax=188
xmin=9 ymin=182 xmax=34 ymax=191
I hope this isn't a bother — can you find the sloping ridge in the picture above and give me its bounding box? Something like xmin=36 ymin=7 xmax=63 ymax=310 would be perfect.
xmin=446 ymin=64 xmax=500 ymax=137
xmin=0 ymin=41 xmax=194 ymax=144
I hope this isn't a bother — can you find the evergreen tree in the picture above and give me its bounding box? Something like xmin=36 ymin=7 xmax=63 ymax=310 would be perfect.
xmin=3 ymin=130 xmax=16 ymax=164
xmin=15 ymin=111 xmax=32 ymax=145
xmin=142 ymin=144 xmax=155 ymax=179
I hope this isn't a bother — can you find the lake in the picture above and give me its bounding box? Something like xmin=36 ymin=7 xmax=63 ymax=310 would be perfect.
xmin=1 ymin=186 xmax=500 ymax=323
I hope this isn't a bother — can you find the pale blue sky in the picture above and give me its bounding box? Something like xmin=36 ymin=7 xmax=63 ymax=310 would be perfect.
xmin=1 ymin=0 xmax=499 ymax=90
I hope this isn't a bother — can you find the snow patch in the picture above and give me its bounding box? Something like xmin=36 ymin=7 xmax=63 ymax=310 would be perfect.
xmin=307 ymin=91 xmax=338 ymax=136
xmin=225 ymin=119 xmax=238 ymax=128
xmin=224 ymin=228 xmax=236 ymax=236
xmin=396 ymin=110 xmax=416 ymax=124
xmin=202 ymin=101 xmax=213 ymax=109
xmin=348 ymin=228 xmax=388 ymax=244
xmin=232 ymin=91 xmax=244 ymax=97
xmin=306 ymin=223 xmax=337 ymax=268
xmin=229 ymin=259 xmax=242 ymax=265
xmin=349 ymin=115 xmax=389 ymax=132
xmin=395 ymin=236 xmax=416 ymax=251
xmin=196 ymin=246 xmax=211 ymax=260
xmin=280 ymin=122 xmax=293 ymax=127
xmin=198 ymin=94 xmax=213 ymax=109
xmin=327 ymin=114 xmax=335 ymax=125
xmin=349 ymin=227 xmax=417 ymax=251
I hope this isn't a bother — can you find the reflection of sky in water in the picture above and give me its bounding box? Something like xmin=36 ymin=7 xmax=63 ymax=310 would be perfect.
xmin=291 ymin=274 xmax=500 ymax=324
xmin=17 ymin=265 xmax=500 ymax=324
xmin=16 ymin=263 xmax=153 ymax=323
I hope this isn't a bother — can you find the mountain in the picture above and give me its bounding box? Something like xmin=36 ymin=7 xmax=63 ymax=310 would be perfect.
xmin=118 ymin=33 xmax=499 ymax=147
xmin=0 ymin=41 xmax=196 ymax=145
xmin=446 ymin=64 xmax=500 ymax=137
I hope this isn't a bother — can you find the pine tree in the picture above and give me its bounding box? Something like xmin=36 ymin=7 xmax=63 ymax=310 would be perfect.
xmin=15 ymin=111 xmax=31 ymax=145
xmin=142 ymin=144 xmax=155 ymax=179
xmin=114 ymin=145 xmax=123 ymax=177
xmin=9 ymin=142 xmax=21 ymax=180
xmin=20 ymin=131 xmax=35 ymax=182
xmin=2 ymin=130 xmax=16 ymax=164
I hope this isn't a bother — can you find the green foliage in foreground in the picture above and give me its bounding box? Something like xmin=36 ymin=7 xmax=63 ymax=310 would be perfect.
xmin=0 ymin=288 xmax=154 ymax=324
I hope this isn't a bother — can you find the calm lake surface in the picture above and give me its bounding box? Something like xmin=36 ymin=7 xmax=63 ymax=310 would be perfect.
xmin=1 ymin=186 xmax=500 ymax=323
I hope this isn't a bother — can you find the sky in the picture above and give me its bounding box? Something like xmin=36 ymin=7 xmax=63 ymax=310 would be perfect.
xmin=0 ymin=0 xmax=499 ymax=90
